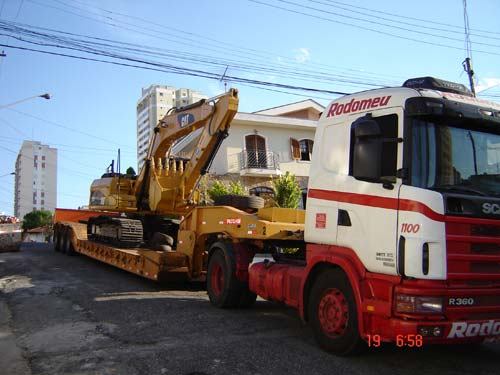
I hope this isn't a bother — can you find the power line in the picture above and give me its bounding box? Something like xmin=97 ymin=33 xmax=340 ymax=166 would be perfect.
xmin=0 ymin=18 xmax=393 ymax=89
xmin=0 ymin=42 xmax=353 ymax=95
xmin=306 ymin=0 xmax=500 ymax=42
xmin=7 ymin=108 xmax=133 ymax=148
xmin=0 ymin=144 xmax=96 ymax=179
xmin=0 ymin=133 xmax=135 ymax=154
xmin=14 ymin=0 xmax=24 ymax=19
xmin=318 ymin=0 xmax=500 ymax=37
xmin=44 ymin=0 xmax=405 ymax=84
xmin=276 ymin=0 xmax=500 ymax=49
xmin=20 ymin=0 xmax=404 ymax=86
xmin=246 ymin=0 xmax=500 ymax=56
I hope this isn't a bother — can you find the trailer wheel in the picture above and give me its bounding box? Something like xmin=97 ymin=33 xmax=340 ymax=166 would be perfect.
xmin=53 ymin=226 xmax=59 ymax=251
xmin=55 ymin=227 xmax=64 ymax=252
xmin=308 ymin=269 xmax=366 ymax=356
xmin=52 ymin=227 xmax=57 ymax=249
xmin=62 ymin=228 xmax=75 ymax=256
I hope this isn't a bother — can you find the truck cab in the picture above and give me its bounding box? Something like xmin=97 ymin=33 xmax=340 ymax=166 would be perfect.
xmin=223 ymin=77 xmax=500 ymax=355
xmin=300 ymin=77 xmax=500 ymax=352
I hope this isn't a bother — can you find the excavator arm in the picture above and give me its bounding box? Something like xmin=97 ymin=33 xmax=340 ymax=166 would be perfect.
xmin=135 ymin=88 xmax=239 ymax=215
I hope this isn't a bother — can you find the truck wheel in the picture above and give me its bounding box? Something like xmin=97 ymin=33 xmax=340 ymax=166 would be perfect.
xmin=55 ymin=227 xmax=63 ymax=252
xmin=62 ymin=229 xmax=75 ymax=256
xmin=52 ymin=227 xmax=57 ymax=249
xmin=308 ymin=269 xmax=366 ymax=356
xmin=207 ymin=247 xmax=242 ymax=308
xmin=53 ymin=227 xmax=59 ymax=251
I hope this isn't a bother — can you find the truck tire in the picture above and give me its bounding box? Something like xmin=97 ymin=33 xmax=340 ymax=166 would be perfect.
xmin=62 ymin=228 xmax=75 ymax=256
xmin=55 ymin=227 xmax=63 ymax=252
xmin=52 ymin=227 xmax=57 ymax=249
xmin=150 ymin=232 xmax=174 ymax=248
xmin=214 ymin=194 xmax=264 ymax=210
xmin=53 ymin=226 xmax=59 ymax=251
xmin=207 ymin=248 xmax=240 ymax=308
xmin=308 ymin=269 xmax=366 ymax=356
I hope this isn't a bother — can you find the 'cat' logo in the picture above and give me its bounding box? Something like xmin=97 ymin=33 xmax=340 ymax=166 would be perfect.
xmin=482 ymin=202 xmax=500 ymax=215
xmin=178 ymin=113 xmax=195 ymax=128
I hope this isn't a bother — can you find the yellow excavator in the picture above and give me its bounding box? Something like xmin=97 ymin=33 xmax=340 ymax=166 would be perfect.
xmin=86 ymin=89 xmax=240 ymax=248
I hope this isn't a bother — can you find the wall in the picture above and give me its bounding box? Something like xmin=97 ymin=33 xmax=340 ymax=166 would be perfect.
xmin=209 ymin=122 xmax=316 ymax=177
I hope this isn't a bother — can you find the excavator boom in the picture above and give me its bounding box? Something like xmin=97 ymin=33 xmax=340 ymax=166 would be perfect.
xmin=135 ymin=88 xmax=239 ymax=214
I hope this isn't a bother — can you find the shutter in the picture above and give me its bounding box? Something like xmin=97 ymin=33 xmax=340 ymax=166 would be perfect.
xmin=290 ymin=138 xmax=300 ymax=160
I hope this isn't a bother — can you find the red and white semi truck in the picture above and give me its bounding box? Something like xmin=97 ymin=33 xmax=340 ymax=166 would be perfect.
xmin=206 ymin=77 xmax=500 ymax=355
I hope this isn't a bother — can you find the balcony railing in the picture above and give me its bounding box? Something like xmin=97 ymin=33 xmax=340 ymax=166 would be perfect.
xmin=239 ymin=150 xmax=280 ymax=171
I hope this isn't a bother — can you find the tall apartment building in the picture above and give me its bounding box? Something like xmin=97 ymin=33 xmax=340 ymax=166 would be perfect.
xmin=136 ymin=85 xmax=207 ymax=171
xmin=14 ymin=140 xmax=57 ymax=220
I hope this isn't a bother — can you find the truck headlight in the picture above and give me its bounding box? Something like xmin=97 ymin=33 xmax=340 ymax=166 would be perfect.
xmin=395 ymin=294 xmax=443 ymax=314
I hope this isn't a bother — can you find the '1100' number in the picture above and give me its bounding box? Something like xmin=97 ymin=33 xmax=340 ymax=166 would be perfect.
xmin=401 ymin=223 xmax=420 ymax=233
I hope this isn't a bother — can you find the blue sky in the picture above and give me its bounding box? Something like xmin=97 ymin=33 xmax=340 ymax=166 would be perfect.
xmin=0 ymin=0 xmax=499 ymax=215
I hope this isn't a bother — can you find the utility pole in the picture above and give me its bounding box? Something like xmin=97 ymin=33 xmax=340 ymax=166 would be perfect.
xmin=462 ymin=0 xmax=476 ymax=97
xmin=463 ymin=57 xmax=476 ymax=97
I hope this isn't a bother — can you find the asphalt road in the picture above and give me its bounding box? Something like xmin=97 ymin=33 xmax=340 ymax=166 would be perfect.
xmin=1 ymin=244 xmax=499 ymax=375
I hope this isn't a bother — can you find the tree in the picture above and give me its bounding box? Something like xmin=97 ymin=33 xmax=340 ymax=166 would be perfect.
xmin=273 ymin=172 xmax=302 ymax=208
xmin=22 ymin=210 xmax=53 ymax=230
xmin=126 ymin=166 xmax=136 ymax=176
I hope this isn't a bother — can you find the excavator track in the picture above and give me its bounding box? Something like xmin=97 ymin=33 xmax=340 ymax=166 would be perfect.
xmin=88 ymin=216 xmax=143 ymax=248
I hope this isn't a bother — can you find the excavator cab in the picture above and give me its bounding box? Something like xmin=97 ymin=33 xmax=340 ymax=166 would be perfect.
xmin=88 ymin=162 xmax=137 ymax=212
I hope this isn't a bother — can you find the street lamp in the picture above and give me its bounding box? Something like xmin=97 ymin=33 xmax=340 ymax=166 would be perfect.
xmin=0 ymin=93 xmax=51 ymax=110
xmin=0 ymin=172 xmax=15 ymax=178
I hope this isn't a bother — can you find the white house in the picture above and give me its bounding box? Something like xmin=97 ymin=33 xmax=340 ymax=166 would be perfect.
xmin=173 ymin=99 xmax=324 ymax=204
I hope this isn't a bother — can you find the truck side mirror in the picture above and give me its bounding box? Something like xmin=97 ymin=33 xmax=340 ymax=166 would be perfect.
xmin=352 ymin=118 xmax=383 ymax=182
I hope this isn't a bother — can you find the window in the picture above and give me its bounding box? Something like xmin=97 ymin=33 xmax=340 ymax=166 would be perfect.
xmin=34 ymin=160 xmax=37 ymax=168
xmin=290 ymin=138 xmax=314 ymax=161
xmin=41 ymin=192 xmax=45 ymax=198
xmin=349 ymin=114 xmax=398 ymax=179
xmin=34 ymin=155 xmax=38 ymax=160
xmin=42 ymin=156 xmax=45 ymax=161
xmin=42 ymin=163 xmax=45 ymax=168
xmin=299 ymin=139 xmax=314 ymax=161
xmin=33 ymin=198 xmax=37 ymax=204
xmin=245 ymin=134 xmax=268 ymax=168
xmin=41 ymin=199 xmax=44 ymax=205
xmin=410 ymin=119 xmax=500 ymax=196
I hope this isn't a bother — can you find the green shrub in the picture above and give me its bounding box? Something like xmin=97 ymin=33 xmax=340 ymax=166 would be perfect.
xmin=228 ymin=181 xmax=246 ymax=196
xmin=273 ymin=172 xmax=301 ymax=208
xmin=207 ymin=180 xmax=229 ymax=201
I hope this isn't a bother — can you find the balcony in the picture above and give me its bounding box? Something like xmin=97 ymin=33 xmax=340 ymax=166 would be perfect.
xmin=239 ymin=150 xmax=281 ymax=177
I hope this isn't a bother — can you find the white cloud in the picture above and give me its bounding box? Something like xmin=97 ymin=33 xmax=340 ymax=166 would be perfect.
xmin=294 ymin=48 xmax=310 ymax=63
xmin=476 ymin=77 xmax=500 ymax=93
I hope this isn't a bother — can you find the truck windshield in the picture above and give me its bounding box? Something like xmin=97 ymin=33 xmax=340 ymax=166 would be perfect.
xmin=411 ymin=119 xmax=500 ymax=197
